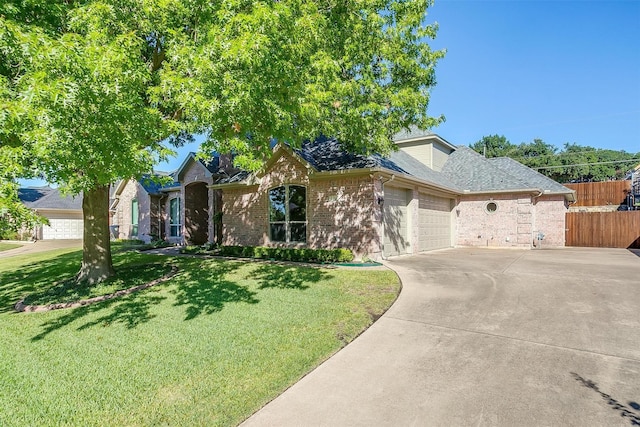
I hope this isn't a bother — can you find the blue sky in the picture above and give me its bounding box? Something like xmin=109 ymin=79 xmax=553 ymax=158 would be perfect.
xmin=20 ymin=0 xmax=640 ymax=185
xmin=425 ymin=0 xmax=640 ymax=153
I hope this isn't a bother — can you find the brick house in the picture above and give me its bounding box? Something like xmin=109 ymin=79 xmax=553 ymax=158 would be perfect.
xmin=110 ymin=152 xmax=236 ymax=244
xmin=110 ymin=173 xmax=173 ymax=243
xmin=211 ymin=130 xmax=576 ymax=259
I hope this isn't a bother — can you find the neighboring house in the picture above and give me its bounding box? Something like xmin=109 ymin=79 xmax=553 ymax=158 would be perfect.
xmin=18 ymin=187 xmax=83 ymax=239
xmin=212 ymin=130 xmax=576 ymax=259
xmin=631 ymin=163 xmax=640 ymax=206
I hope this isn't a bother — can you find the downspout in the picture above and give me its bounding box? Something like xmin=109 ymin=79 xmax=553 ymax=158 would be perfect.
xmin=379 ymin=175 xmax=395 ymax=260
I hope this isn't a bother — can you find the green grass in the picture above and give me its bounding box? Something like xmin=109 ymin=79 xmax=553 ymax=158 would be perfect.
xmin=0 ymin=247 xmax=400 ymax=426
xmin=0 ymin=242 xmax=21 ymax=252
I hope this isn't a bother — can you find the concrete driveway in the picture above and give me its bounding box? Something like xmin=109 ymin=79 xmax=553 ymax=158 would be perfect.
xmin=242 ymin=247 xmax=640 ymax=426
xmin=0 ymin=239 xmax=82 ymax=258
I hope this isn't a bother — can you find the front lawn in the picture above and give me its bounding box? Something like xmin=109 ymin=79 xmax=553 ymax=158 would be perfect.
xmin=0 ymin=242 xmax=21 ymax=252
xmin=0 ymin=247 xmax=400 ymax=426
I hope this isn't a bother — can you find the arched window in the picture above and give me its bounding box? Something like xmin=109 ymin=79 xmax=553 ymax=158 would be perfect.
xmin=269 ymin=185 xmax=306 ymax=243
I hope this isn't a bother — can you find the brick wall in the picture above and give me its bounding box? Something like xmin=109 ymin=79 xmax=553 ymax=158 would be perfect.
xmin=308 ymin=176 xmax=380 ymax=257
xmin=532 ymin=195 xmax=567 ymax=247
xmin=113 ymin=180 xmax=152 ymax=242
xmin=221 ymin=149 xmax=381 ymax=257
xmin=456 ymin=193 xmax=568 ymax=248
xmin=456 ymin=194 xmax=533 ymax=248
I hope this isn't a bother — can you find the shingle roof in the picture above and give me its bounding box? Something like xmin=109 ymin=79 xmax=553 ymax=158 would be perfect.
xmin=213 ymin=135 xmax=573 ymax=198
xmin=198 ymin=154 xmax=220 ymax=174
xmin=487 ymin=157 xmax=573 ymax=194
xmin=296 ymin=136 xmax=403 ymax=172
xmin=440 ymin=146 xmax=534 ymax=192
xmin=388 ymin=150 xmax=463 ymax=191
xmin=139 ymin=171 xmax=174 ymax=195
xmin=18 ymin=187 xmax=82 ymax=210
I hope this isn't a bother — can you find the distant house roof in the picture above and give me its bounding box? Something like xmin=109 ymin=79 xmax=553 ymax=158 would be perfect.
xmin=213 ymin=133 xmax=575 ymax=201
xmin=18 ymin=187 xmax=82 ymax=211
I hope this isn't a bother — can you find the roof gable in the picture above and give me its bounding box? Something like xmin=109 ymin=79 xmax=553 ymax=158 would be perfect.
xmin=175 ymin=152 xmax=218 ymax=181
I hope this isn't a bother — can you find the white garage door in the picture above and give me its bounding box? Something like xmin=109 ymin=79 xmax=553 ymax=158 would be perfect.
xmin=418 ymin=193 xmax=452 ymax=251
xmin=383 ymin=187 xmax=410 ymax=257
xmin=42 ymin=219 xmax=84 ymax=240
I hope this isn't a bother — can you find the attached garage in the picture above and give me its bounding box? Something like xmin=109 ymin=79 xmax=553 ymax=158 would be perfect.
xmin=42 ymin=218 xmax=84 ymax=240
xmin=383 ymin=186 xmax=410 ymax=257
xmin=418 ymin=192 xmax=453 ymax=251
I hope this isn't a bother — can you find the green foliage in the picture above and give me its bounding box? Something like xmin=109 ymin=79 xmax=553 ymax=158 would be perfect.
xmin=1 ymin=0 xmax=444 ymax=280
xmin=1 ymin=0 xmax=444 ymax=183
xmin=471 ymin=135 xmax=640 ymax=182
xmin=219 ymin=245 xmax=354 ymax=263
xmin=0 ymin=181 xmax=47 ymax=238
xmin=469 ymin=135 xmax=516 ymax=158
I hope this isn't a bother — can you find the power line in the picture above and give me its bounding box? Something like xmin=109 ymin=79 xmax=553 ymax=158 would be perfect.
xmin=532 ymin=158 xmax=640 ymax=171
xmin=510 ymin=148 xmax=638 ymax=161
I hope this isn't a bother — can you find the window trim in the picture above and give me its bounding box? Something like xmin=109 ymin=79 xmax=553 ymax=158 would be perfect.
xmin=131 ymin=199 xmax=139 ymax=236
xmin=169 ymin=197 xmax=182 ymax=237
xmin=268 ymin=185 xmax=307 ymax=243
xmin=485 ymin=201 xmax=498 ymax=214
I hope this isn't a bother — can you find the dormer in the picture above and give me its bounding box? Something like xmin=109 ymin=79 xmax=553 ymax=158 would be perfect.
xmin=393 ymin=128 xmax=456 ymax=172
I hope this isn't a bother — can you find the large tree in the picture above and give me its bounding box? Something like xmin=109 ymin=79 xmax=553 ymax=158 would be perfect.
xmin=0 ymin=1 xmax=445 ymax=283
xmin=469 ymin=135 xmax=516 ymax=158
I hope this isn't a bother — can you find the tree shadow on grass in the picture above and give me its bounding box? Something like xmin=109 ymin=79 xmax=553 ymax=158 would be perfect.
xmin=172 ymin=260 xmax=259 ymax=320
xmin=0 ymin=251 xmax=81 ymax=313
xmin=250 ymin=263 xmax=333 ymax=290
xmin=30 ymin=289 xmax=167 ymax=341
xmin=21 ymin=257 xmax=267 ymax=339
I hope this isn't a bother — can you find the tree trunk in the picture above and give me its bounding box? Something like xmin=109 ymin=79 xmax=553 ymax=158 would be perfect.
xmin=76 ymin=184 xmax=115 ymax=284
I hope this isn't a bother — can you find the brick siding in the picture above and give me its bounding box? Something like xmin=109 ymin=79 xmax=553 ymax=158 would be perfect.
xmin=221 ymin=150 xmax=381 ymax=257
xmin=456 ymin=193 xmax=568 ymax=248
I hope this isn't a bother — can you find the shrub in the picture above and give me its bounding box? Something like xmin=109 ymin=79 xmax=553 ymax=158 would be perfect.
xmin=217 ymin=245 xmax=354 ymax=264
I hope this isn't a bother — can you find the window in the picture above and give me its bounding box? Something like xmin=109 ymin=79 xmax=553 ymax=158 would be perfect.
xmin=170 ymin=197 xmax=181 ymax=237
xmin=269 ymin=185 xmax=306 ymax=243
xmin=485 ymin=201 xmax=498 ymax=214
xmin=131 ymin=199 xmax=139 ymax=236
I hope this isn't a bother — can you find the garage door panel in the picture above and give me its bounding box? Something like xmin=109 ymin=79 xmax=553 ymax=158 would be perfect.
xmin=384 ymin=187 xmax=409 ymax=257
xmin=42 ymin=219 xmax=83 ymax=239
xmin=419 ymin=193 xmax=452 ymax=251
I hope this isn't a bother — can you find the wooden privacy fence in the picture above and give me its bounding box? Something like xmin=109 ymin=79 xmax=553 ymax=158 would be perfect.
xmin=566 ymin=211 xmax=640 ymax=248
xmin=564 ymin=181 xmax=631 ymax=207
